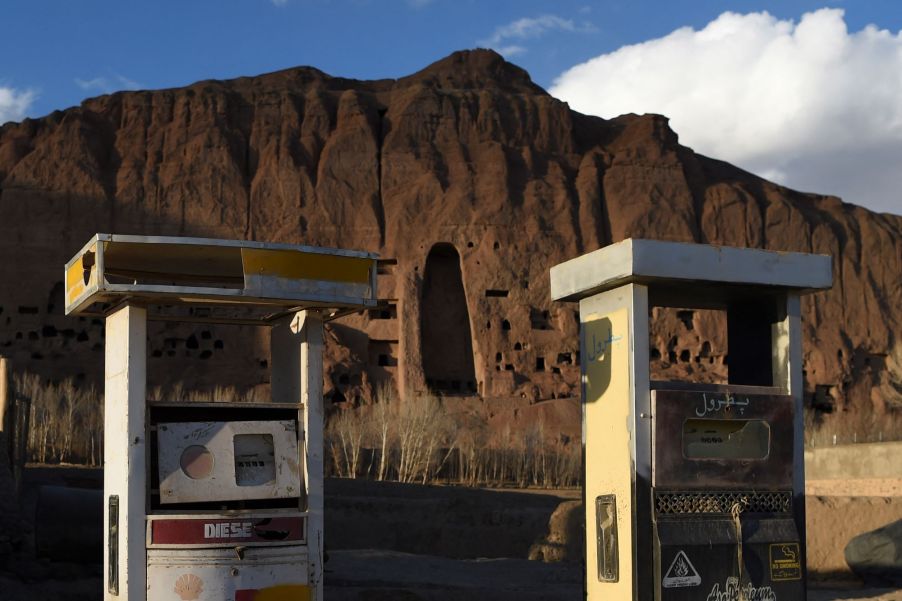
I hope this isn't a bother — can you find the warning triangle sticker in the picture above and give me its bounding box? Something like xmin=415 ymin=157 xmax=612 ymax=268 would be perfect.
xmin=662 ymin=550 xmax=701 ymax=588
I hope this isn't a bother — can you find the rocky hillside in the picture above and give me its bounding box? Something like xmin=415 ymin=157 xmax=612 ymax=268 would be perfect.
xmin=0 ymin=49 xmax=899 ymax=424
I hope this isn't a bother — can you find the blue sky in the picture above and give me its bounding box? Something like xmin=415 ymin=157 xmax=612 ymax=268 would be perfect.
xmin=2 ymin=1 xmax=902 ymax=214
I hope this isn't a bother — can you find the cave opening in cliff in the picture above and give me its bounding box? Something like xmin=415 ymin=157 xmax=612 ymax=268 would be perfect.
xmin=648 ymin=300 xmax=786 ymax=387
xmin=421 ymin=243 xmax=476 ymax=395
xmin=649 ymin=306 xmax=729 ymax=385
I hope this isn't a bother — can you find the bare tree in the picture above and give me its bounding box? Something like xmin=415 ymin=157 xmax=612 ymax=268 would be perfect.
xmin=374 ymin=382 xmax=395 ymax=481
xmin=325 ymin=407 xmax=368 ymax=478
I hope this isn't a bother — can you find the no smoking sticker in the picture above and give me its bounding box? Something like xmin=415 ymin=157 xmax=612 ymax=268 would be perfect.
xmin=662 ymin=550 xmax=701 ymax=588
xmin=769 ymin=542 xmax=802 ymax=581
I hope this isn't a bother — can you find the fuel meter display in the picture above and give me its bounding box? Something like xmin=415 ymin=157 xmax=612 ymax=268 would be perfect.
xmin=682 ymin=418 xmax=771 ymax=460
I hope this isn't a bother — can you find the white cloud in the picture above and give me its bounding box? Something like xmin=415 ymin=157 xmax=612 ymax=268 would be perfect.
xmin=75 ymin=74 xmax=143 ymax=94
xmin=75 ymin=77 xmax=108 ymax=91
xmin=116 ymin=75 xmax=142 ymax=89
xmin=0 ymin=86 xmax=35 ymax=125
xmin=480 ymin=14 xmax=595 ymax=57
xmin=551 ymin=8 xmax=902 ymax=215
xmin=496 ymin=45 xmax=527 ymax=57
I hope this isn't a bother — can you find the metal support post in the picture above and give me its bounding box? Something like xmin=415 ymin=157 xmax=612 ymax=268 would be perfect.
xmin=104 ymin=304 xmax=147 ymax=600
xmin=271 ymin=310 xmax=325 ymax=601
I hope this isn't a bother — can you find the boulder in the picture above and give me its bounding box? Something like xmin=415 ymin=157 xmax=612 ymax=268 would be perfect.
xmin=529 ymin=499 xmax=583 ymax=563
xmin=844 ymin=518 xmax=902 ymax=585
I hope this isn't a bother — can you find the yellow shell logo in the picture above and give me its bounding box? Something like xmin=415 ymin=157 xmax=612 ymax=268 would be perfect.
xmin=174 ymin=573 xmax=204 ymax=600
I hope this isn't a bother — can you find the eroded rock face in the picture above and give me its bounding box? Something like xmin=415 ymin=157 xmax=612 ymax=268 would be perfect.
xmin=0 ymin=50 xmax=899 ymax=424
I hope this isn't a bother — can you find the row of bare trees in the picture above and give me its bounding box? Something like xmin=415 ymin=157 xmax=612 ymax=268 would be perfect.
xmin=16 ymin=372 xmax=581 ymax=488
xmin=17 ymin=373 xmax=102 ymax=465
xmin=326 ymin=385 xmax=581 ymax=488
xmin=17 ymin=375 xmax=271 ymax=466
xmin=327 ymin=388 xmax=455 ymax=484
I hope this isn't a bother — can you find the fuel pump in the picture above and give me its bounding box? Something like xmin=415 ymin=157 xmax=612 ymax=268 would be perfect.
xmin=65 ymin=234 xmax=378 ymax=601
xmin=550 ymin=239 xmax=831 ymax=601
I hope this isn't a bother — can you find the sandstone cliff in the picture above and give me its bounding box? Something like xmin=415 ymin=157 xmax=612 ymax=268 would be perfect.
xmin=0 ymin=50 xmax=899 ymax=429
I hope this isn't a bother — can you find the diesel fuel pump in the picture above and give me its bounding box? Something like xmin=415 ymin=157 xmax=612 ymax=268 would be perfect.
xmin=66 ymin=234 xmax=378 ymax=601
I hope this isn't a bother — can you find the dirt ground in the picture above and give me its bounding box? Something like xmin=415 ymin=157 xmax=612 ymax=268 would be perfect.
xmin=807 ymin=479 xmax=902 ymax=497
xmin=806 ymin=479 xmax=902 ymax=584
xmin=2 ymin=468 xmax=901 ymax=600
xmin=1 ymin=551 xmax=898 ymax=601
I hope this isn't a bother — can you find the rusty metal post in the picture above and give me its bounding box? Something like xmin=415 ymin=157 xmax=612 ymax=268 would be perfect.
xmin=0 ymin=356 xmax=30 ymax=495
xmin=11 ymin=391 xmax=30 ymax=495
xmin=0 ymin=356 xmax=12 ymax=481
xmin=0 ymin=356 xmax=9 ymax=436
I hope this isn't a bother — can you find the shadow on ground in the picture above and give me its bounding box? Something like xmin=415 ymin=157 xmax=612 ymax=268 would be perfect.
xmin=1 ymin=467 xmax=899 ymax=601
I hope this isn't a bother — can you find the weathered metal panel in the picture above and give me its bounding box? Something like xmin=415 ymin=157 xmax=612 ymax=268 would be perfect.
xmin=655 ymin=517 xmax=803 ymax=600
xmin=579 ymin=284 xmax=653 ymax=601
xmin=157 ymin=420 xmax=301 ymax=504
xmin=65 ymin=240 xmax=99 ymax=313
xmin=148 ymin=514 xmax=305 ymax=548
xmin=146 ymin=547 xmax=309 ymax=601
xmin=652 ymin=390 xmax=794 ymax=490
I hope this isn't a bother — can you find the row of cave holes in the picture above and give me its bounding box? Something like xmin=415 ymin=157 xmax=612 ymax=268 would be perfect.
xmin=3 ymin=282 xmax=74 ymax=319
xmin=650 ymin=339 xmax=718 ymax=365
xmin=4 ymin=282 xmax=66 ymax=317
xmin=371 ymin=340 xmax=399 ymax=368
xmin=4 ymin=315 xmax=226 ymax=361
xmin=368 ymin=304 xmax=398 ymax=320
xmin=486 ymin=309 xmax=553 ymax=332
xmin=485 ymin=290 xmax=554 ymax=331
xmin=466 ymin=241 xmax=502 ymax=251
xmin=494 ymin=350 xmax=577 ymax=374
xmin=425 ymin=378 xmax=478 ymax=394
xmin=653 ymin=310 xmax=719 ymax=365
xmin=370 ymin=301 xmax=554 ymax=331
xmin=366 ymin=294 xmax=553 ymax=330
xmin=150 ymin=331 xmax=225 ymax=360
xmin=5 ymin=323 xmax=101 ymax=355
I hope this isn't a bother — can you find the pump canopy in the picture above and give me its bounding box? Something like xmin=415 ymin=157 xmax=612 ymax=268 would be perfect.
xmin=65 ymin=234 xmax=378 ymax=323
xmin=551 ymin=238 xmax=832 ymax=303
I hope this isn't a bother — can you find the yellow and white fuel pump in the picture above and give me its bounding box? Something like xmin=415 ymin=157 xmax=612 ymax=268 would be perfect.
xmin=65 ymin=234 xmax=378 ymax=601
xmin=551 ymin=239 xmax=832 ymax=601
